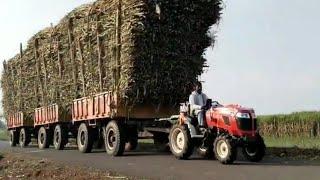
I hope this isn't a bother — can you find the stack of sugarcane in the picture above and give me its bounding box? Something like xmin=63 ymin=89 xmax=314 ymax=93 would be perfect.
xmin=258 ymin=111 xmax=320 ymax=138
xmin=1 ymin=0 xmax=222 ymax=119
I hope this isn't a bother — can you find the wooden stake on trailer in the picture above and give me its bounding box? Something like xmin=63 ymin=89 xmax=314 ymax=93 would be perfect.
xmin=96 ymin=17 xmax=103 ymax=92
xmin=114 ymin=0 xmax=122 ymax=92
xmin=67 ymin=18 xmax=78 ymax=97
xmin=57 ymin=37 xmax=63 ymax=78
xmin=34 ymin=38 xmax=45 ymax=104
xmin=18 ymin=43 xmax=23 ymax=109
xmin=77 ymin=37 xmax=86 ymax=96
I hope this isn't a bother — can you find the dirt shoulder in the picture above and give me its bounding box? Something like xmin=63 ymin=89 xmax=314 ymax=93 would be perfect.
xmin=0 ymin=153 xmax=141 ymax=180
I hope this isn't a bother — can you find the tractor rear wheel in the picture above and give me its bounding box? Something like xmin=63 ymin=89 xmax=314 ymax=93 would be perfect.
xmin=214 ymin=135 xmax=237 ymax=164
xmin=53 ymin=125 xmax=68 ymax=150
xmin=38 ymin=127 xmax=50 ymax=149
xmin=19 ymin=128 xmax=31 ymax=148
xmin=9 ymin=130 xmax=18 ymax=147
xmin=77 ymin=123 xmax=94 ymax=153
xmin=104 ymin=120 xmax=126 ymax=156
xmin=242 ymin=134 xmax=266 ymax=162
xmin=169 ymin=125 xmax=194 ymax=160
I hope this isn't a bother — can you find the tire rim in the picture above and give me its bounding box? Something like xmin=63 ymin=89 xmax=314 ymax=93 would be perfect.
xmin=216 ymin=140 xmax=229 ymax=159
xmin=171 ymin=128 xmax=185 ymax=154
xmin=20 ymin=131 xmax=24 ymax=145
xmin=10 ymin=133 xmax=13 ymax=144
xmin=245 ymin=146 xmax=257 ymax=156
xmin=54 ymin=130 xmax=60 ymax=145
xmin=80 ymin=131 xmax=86 ymax=146
xmin=40 ymin=132 xmax=45 ymax=144
xmin=107 ymin=128 xmax=116 ymax=150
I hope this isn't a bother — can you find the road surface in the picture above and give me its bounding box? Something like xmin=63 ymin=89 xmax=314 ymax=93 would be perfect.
xmin=1 ymin=141 xmax=320 ymax=180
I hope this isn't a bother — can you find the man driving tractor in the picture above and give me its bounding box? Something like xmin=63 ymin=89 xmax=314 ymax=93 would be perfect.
xmin=189 ymin=81 xmax=208 ymax=127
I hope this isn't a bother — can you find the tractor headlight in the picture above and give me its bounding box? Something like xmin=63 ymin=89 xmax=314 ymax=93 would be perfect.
xmin=236 ymin=112 xmax=251 ymax=119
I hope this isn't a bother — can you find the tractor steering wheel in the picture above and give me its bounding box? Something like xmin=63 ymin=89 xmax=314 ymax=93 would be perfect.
xmin=212 ymin=101 xmax=222 ymax=108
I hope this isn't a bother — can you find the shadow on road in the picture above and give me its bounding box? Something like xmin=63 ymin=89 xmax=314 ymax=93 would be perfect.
xmin=4 ymin=141 xmax=320 ymax=167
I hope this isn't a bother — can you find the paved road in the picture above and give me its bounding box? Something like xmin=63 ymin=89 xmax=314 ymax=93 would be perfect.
xmin=1 ymin=141 xmax=320 ymax=180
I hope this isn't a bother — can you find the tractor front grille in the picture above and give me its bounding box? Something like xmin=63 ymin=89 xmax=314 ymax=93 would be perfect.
xmin=237 ymin=118 xmax=257 ymax=131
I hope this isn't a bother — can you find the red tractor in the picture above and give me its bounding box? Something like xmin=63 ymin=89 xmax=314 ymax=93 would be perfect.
xmin=168 ymin=100 xmax=266 ymax=164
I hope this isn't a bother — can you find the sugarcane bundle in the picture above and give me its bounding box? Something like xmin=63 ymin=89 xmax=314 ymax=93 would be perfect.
xmin=1 ymin=0 xmax=222 ymax=119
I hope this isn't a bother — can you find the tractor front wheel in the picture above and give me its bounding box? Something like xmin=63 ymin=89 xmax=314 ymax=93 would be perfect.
xmin=242 ymin=135 xmax=266 ymax=162
xmin=214 ymin=135 xmax=237 ymax=164
xmin=169 ymin=125 xmax=194 ymax=160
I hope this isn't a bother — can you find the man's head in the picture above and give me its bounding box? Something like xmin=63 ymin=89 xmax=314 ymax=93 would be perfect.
xmin=194 ymin=81 xmax=202 ymax=94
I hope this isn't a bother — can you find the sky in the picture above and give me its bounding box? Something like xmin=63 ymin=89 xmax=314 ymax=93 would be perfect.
xmin=0 ymin=0 xmax=319 ymax=115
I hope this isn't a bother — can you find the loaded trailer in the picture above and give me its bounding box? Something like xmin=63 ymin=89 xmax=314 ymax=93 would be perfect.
xmin=7 ymin=96 xmax=266 ymax=164
xmin=7 ymin=91 xmax=177 ymax=156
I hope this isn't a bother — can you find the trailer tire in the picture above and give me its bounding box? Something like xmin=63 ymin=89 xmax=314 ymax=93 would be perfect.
xmin=214 ymin=135 xmax=237 ymax=164
xmin=77 ymin=123 xmax=94 ymax=153
xmin=242 ymin=134 xmax=266 ymax=162
xmin=38 ymin=127 xmax=50 ymax=149
xmin=19 ymin=128 xmax=30 ymax=148
xmin=9 ymin=130 xmax=18 ymax=147
xmin=53 ymin=125 xmax=68 ymax=150
xmin=104 ymin=120 xmax=126 ymax=156
xmin=169 ymin=125 xmax=194 ymax=160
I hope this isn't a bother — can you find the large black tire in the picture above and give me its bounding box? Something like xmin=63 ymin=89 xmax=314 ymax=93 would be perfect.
xmin=125 ymin=127 xmax=138 ymax=151
xmin=38 ymin=127 xmax=50 ymax=149
xmin=53 ymin=125 xmax=68 ymax=150
xmin=77 ymin=123 xmax=94 ymax=153
xmin=19 ymin=128 xmax=31 ymax=148
xmin=214 ymin=135 xmax=237 ymax=164
xmin=242 ymin=135 xmax=266 ymax=162
xmin=9 ymin=130 xmax=18 ymax=147
xmin=104 ymin=120 xmax=126 ymax=156
xmin=169 ymin=125 xmax=194 ymax=160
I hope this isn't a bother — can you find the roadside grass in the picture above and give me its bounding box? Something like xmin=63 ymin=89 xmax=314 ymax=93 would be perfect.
xmin=0 ymin=129 xmax=8 ymax=141
xmin=264 ymin=136 xmax=320 ymax=149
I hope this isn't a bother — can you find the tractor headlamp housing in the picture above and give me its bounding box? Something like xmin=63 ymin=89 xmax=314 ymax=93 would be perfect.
xmin=236 ymin=112 xmax=251 ymax=119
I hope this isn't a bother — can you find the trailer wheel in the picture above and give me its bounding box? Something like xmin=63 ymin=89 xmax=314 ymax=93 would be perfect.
xmin=19 ymin=128 xmax=31 ymax=148
xmin=9 ymin=130 xmax=18 ymax=147
xmin=77 ymin=123 xmax=94 ymax=153
xmin=53 ymin=125 xmax=68 ymax=150
xmin=169 ymin=125 xmax=194 ymax=160
xmin=104 ymin=120 xmax=126 ymax=156
xmin=214 ymin=135 xmax=237 ymax=164
xmin=242 ymin=134 xmax=266 ymax=162
xmin=38 ymin=127 xmax=50 ymax=149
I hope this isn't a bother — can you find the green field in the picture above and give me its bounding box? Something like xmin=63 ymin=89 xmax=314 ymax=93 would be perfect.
xmin=264 ymin=136 xmax=320 ymax=149
xmin=0 ymin=129 xmax=8 ymax=141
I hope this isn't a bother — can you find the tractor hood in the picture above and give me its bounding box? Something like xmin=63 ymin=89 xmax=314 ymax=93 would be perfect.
xmin=212 ymin=104 xmax=256 ymax=118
